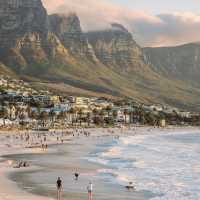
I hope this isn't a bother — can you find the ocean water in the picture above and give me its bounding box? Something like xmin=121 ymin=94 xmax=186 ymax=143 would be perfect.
xmin=87 ymin=130 xmax=200 ymax=200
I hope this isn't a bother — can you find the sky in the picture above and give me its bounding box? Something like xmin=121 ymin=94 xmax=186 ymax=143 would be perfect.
xmin=42 ymin=0 xmax=200 ymax=47
xmin=109 ymin=0 xmax=200 ymax=14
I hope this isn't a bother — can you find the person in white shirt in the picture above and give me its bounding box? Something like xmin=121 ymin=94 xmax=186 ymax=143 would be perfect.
xmin=87 ymin=181 xmax=93 ymax=200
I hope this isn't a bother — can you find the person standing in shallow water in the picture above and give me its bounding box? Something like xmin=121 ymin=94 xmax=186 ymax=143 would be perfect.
xmin=56 ymin=177 xmax=62 ymax=200
xmin=87 ymin=181 xmax=93 ymax=200
xmin=74 ymin=171 xmax=79 ymax=180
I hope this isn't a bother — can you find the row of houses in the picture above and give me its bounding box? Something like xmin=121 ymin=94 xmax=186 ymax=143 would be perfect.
xmin=0 ymin=76 xmax=199 ymax=127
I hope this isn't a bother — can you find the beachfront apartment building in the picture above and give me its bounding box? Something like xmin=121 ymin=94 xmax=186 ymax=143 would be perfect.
xmin=69 ymin=96 xmax=90 ymax=110
xmin=0 ymin=78 xmax=7 ymax=86
xmin=50 ymin=96 xmax=61 ymax=104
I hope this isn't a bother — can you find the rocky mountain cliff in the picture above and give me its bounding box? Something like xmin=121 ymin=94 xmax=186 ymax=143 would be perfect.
xmin=86 ymin=24 xmax=147 ymax=73
xmin=1 ymin=0 xmax=200 ymax=110
xmin=49 ymin=13 xmax=97 ymax=61
xmin=0 ymin=0 xmax=49 ymax=73
xmin=144 ymin=43 xmax=200 ymax=87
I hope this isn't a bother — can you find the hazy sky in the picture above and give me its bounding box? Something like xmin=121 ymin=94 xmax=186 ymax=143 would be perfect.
xmin=109 ymin=0 xmax=200 ymax=13
xmin=42 ymin=0 xmax=200 ymax=47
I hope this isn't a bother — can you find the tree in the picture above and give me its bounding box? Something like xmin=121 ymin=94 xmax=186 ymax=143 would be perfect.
xmin=92 ymin=108 xmax=98 ymax=118
xmin=86 ymin=112 xmax=91 ymax=127
xmin=19 ymin=111 xmax=26 ymax=127
xmin=129 ymin=110 xmax=134 ymax=124
xmin=105 ymin=105 xmax=112 ymax=117
xmin=26 ymin=105 xmax=32 ymax=119
xmin=124 ymin=109 xmax=129 ymax=124
xmin=0 ymin=106 xmax=8 ymax=126
xmin=99 ymin=110 xmax=105 ymax=125
xmin=92 ymin=108 xmax=100 ymax=126
xmin=58 ymin=111 xmax=67 ymax=126
xmin=49 ymin=110 xmax=56 ymax=126
xmin=145 ymin=112 xmax=157 ymax=126
xmin=77 ymin=109 xmax=83 ymax=126
xmin=29 ymin=110 xmax=37 ymax=121
xmin=69 ymin=108 xmax=76 ymax=126
xmin=136 ymin=106 xmax=146 ymax=125
xmin=112 ymin=110 xmax=118 ymax=122
xmin=39 ymin=111 xmax=49 ymax=127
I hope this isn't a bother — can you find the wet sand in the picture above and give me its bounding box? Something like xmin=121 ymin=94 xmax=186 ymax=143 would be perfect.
xmin=0 ymin=126 xmax=199 ymax=200
xmin=5 ymin=133 xmax=153 ymax=200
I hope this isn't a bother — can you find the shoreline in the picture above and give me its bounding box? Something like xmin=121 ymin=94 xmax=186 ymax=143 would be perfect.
xmin=0 ymin=126 xmax=199 ymax=200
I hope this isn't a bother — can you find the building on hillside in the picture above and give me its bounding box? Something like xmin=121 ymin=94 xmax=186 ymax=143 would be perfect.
xmin=33 ymin=95 xmax=51 ymax=104
xmin=177 ymin=111 xmax=191 ymax=118
xmin=90 ymin=99 xmax=113 ymax=110
xmin=7 ymin=105 xmax=16 ymax=120
xmin=149 ymin=104 xmax=163 ymax=112
xmin=70 ymin=97 xmax=90 ymax=109
xmin=112 ymin=109 xmax=130 ymax=123
xmin=50 ymin=96 xmax=61 ymax=104
xmin=159 ymin=119 xmax=166 ymax=127
xmin=0 ymin=78 xmax=7 ymax=86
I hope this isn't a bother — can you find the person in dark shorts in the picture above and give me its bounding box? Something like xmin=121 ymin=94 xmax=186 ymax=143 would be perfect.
xmin=74 ymin=171 xmax=79 ymax=180
xmin=56 ymin=177 xmax=62 ymax=200
xmin=87 ymin=182 xmax=93 ymax=200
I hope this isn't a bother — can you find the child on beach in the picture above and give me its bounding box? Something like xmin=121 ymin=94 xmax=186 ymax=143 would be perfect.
xmin=87 ymin=182 xmax=93 ymax=200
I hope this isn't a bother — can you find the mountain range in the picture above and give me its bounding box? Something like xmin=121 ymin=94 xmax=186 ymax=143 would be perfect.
xmin=0 ymin=0 xmax=200 ymax=111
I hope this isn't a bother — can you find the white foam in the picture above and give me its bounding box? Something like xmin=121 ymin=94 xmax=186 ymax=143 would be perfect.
xmin=94 ymin=130 xmax=200 ymax=200
xmin=101 ymin=146 xmax=122 ymax=157
xmin=87 ymin=157 xmax=108 ymax=165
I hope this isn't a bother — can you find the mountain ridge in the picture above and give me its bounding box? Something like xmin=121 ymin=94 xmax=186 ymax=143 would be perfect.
xmin=0 ymin=0 xmax=200 ymax=111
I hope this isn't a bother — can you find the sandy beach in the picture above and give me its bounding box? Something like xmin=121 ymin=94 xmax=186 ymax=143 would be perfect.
xmin=0 ymin=126 xmax=199 ymax=200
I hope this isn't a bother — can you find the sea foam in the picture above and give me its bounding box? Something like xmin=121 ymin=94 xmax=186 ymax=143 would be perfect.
xmin=88 ymin=130 xmax=200 ymax=200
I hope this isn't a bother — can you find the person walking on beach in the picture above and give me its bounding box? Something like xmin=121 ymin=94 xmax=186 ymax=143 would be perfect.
xmin=56 ymin=177 xmax=62 ymax=200
xmin=87 ymin=181 xmax=93 ymax=200
xmin=74 ymin=171 xmax=79 ymax=180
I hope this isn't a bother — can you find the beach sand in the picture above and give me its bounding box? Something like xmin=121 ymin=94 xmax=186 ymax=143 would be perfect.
xmin=0 ymin=126 xmax=199 ymax=200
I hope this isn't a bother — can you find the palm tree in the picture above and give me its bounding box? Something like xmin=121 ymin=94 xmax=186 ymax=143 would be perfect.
xmin=29 ymin=110 xmax=37 ymax=127
xmin=58 ymin=111 xmax=67 ymax=127
xmin=145 ymin=112 xmax=157 ymax=126
xmin=69 ymin=108 xmax=76 ymax=126
xmin=0 ymin=105 xmax=8 ymax=126
xmin=49 ymin=110 xmax=56 ymax=126
xmin=105 ymin=106 xmax=112 ymax=117
xmin=99 ymin=110 xmax=105 ymax=125
xmin=77 ymin=109 xmax=84 ymax=126
xmin=129 ymin=109 xmax=134 ymax=124
xmin=92 ymin=108 xmax=98 ymax=118
xmin=136 ymin=106 xmax=146 ymax=125
xmin=8 ymin=104 xmax=13 ymax=120
xmin=26 ymin=105 xmax=32 ymax=118
xmin=19 ymin=110 xmax=26 ymax=128
xmin=86 ymin=112 xmax=91 ymax=127
xmin=124 ymin=109 xmax=129 ymax=124
xmin=112 ymin=110 xmax=118 ymax=122
xmin=39 ymin=111 xmax=49 ymax=127
xmin=92 ymin=108 xmax=99 ymax=125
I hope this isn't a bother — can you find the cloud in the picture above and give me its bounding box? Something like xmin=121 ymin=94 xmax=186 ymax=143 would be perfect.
xmin=42 ymin=0 xmax=200 ymax=47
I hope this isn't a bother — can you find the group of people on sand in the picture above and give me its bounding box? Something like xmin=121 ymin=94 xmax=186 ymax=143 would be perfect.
xmin=56 ymin=175 xmax=134 ymax=200
xmin=5 ymin=128 xmax=137 ymax=200
xmin=56 ymin=177 xmax=93 ymax=200
xmin=14 ymin=160 xmax=29 ymax=168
